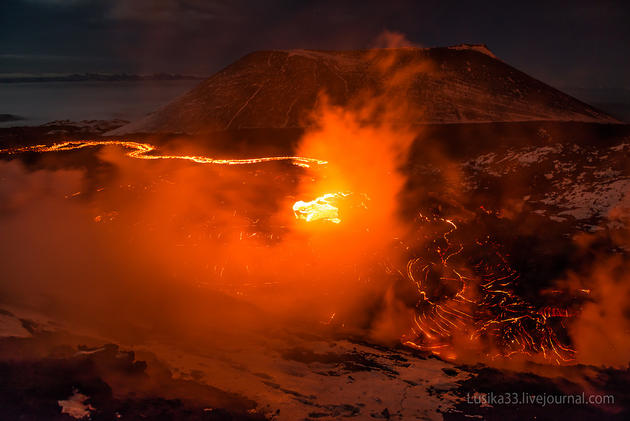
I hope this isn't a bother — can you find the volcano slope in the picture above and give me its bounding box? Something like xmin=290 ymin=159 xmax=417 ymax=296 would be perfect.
xmin=108 ymin=45 xmax=616 ymax=136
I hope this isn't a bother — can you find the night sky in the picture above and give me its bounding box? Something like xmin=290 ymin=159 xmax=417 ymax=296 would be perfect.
xmin=1 ymin=0 xmax=629 ymax=90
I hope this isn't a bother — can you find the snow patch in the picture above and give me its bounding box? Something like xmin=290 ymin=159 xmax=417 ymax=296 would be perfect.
xmin=610 ymin=142 xmax=629 ymax=152
xmin=141 ymin=338 xmax=469 ymax=420
xmin=448 ymin=44 xmax=497 ymax=59
xmin=58 ymin=389 xmax=94 ymax=419
xmin=0 ymin=312 xmax=31 ymax=338
xmin=497 ymin=144 xmax=563 ymax=165
xmin=543 ymin=178 xmax=630 ymax=220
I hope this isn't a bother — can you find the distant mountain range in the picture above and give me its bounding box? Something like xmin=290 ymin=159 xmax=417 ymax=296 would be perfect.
xmin=109 ymin=44 xmax=619 ymax=135
xmin=0 ymin=73 xmax=205 ymax=83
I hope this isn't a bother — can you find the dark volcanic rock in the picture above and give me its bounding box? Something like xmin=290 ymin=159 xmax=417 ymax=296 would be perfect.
xmin=110 ymin=45 xmax=617 ymax=135
xmin=0 ymin=340 xmax=263 ymax=421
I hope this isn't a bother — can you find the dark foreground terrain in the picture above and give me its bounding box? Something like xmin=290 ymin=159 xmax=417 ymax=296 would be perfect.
xmin=1 ymin=308 xmax=629 ymax=420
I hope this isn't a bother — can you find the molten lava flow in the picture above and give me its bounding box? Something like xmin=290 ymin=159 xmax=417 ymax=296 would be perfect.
xmin=0 ymin=140 xmax=327 ymax=168
xmin=293 ymin=192 xmax=349 ymax=224
xmin=397 ymin=213 xmax=577 ymax=364
xmin=293 ymin=192 xmax=371 ymax=224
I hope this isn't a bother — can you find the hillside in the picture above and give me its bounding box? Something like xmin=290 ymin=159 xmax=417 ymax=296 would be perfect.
xmin=109 ymin=45 xmax=618 ymax=135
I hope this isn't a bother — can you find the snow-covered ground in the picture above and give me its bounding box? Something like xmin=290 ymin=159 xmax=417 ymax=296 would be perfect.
xmin=463 ymin=140 xmax=630 ymax=229
xmin=0 ymin=307 xmax=469 ymax=420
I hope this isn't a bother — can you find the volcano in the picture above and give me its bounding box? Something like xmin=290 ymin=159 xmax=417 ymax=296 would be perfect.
xmin=108 ymin=45 xmax=618 ymax=136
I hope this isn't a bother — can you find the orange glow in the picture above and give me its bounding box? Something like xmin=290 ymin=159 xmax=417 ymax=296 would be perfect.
xmin=1 ymin=140 xmax=327 ymax=168
xmin=293 ymin=192 xmax=349 ymax=224
xmin=0 ymin=135 xmax=582 ymax=366
xmin=292 ymin=192 xmax=370 ymax=224
xmin=399 ymin=213 xmax=578 ymax=364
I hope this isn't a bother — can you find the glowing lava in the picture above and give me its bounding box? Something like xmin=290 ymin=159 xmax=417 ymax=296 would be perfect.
xmin=292 ymin=192 xmax=350 ymax=224
xmin=0 ymin=140 xmax=327 ymax=168
xmin=398 ymin=213 xmax=578 ymax=364
xmin=292 ymin=192 xmax=371 ymax=224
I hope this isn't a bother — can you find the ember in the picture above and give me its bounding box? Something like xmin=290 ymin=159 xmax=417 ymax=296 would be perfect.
xmin=398 ymin=214 xmax=577 ymax=364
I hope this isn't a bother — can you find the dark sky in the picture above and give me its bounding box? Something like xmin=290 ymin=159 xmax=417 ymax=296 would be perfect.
xmin=1 ymin=0 xmax=629 ymax=89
